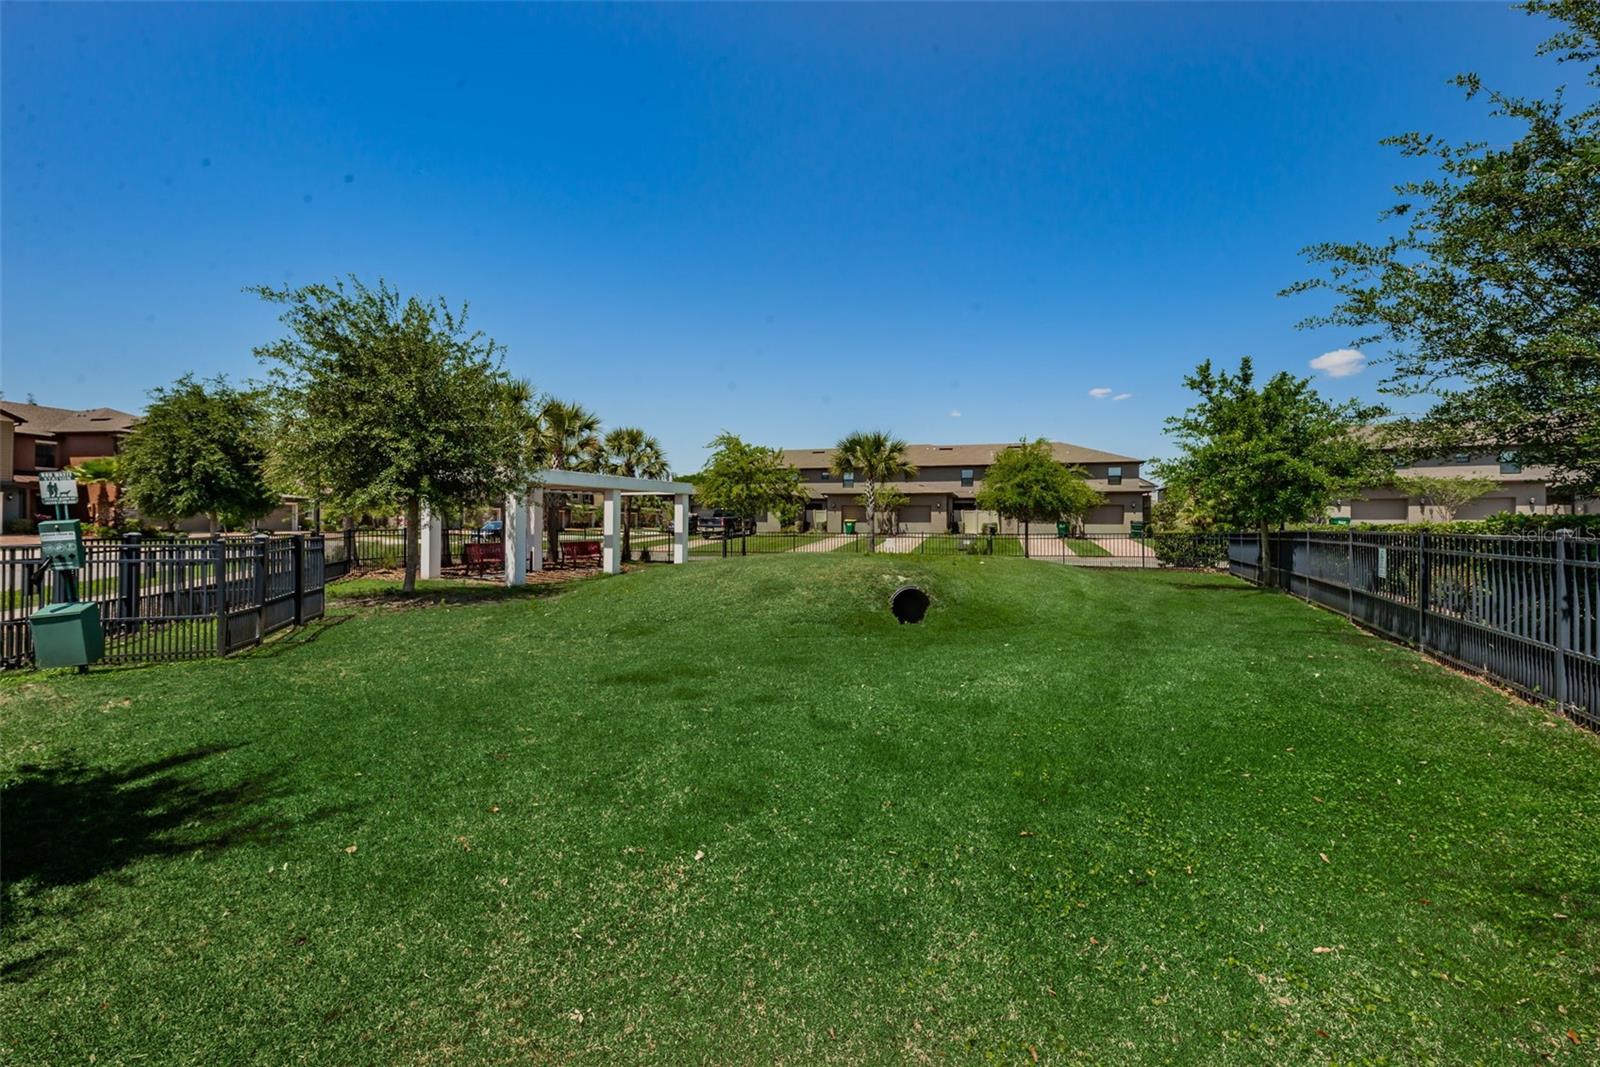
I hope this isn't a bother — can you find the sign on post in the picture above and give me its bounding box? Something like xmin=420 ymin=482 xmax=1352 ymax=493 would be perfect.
xmin=39 ymin=470 xmax=79 ymax=506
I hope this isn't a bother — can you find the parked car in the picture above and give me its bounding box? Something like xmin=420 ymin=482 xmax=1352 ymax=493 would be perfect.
xmin=696 ymin=511 xmax=755 ymax=538
xmin=474 ymin=519 xmax=504 ymax=541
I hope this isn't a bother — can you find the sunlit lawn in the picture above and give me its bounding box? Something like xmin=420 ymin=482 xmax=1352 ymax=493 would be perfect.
xmin=2 ymin=556 xmax=1596 ymax=1063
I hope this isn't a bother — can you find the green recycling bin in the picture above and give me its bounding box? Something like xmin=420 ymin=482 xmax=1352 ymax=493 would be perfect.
xmin=844 ymin=520 xmax=856 ymax=534
xmin=1130 ymin=521 xmax=1147 ymax=539
xmin=1056 ymin=520 xmax=1069 ymax=537
xmin=30 ymin=601 xmax=105 ymax=669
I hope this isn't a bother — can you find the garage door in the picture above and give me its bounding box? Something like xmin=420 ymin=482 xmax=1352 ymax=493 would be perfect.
xmin=1085 ymin=504 xmax=1124 ymax=527
xmin=1455 ymin=496 xmax=1516 ymax=520
xmin=898 ymin=505 xmax=932 ymax=524
xmin=1352 ymin=497 xmax=1408 ymax=521
xmin=841 ymin=505 xmax=866 ymax=521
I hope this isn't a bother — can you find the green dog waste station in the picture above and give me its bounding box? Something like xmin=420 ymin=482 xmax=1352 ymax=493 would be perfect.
xmin=28 ymin=471 xmax=105 ymax=671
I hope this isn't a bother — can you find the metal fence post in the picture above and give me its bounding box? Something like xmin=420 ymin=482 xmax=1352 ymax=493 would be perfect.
xmin=1416 ymin=531 xmax=1430 ymax=652
xmin=1346 ymin=528 xmax=1354 ymax=621
xmin=252 ymin=533 xmax=269 ymax=646
xmin=741 ymin=534 xmax=747 ymax=557
xmin=120 ymin=531 xmax=142 ymax=631
xmin=722 ymin=534 xmax=728 ymax=559
xmin=291 ymin=533 xmax=306 ymax=626
xmin=1554 ymin=532 xmax=1571 ymax=711
xmin=214 ymin=538 xmax=229 ymax=656
xmin=344 ymin=526 xmax=357 ymax=567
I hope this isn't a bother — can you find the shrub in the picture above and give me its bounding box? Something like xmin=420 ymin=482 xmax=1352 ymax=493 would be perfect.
xmin=1149 ymin=531 xmax=1228 ymax=569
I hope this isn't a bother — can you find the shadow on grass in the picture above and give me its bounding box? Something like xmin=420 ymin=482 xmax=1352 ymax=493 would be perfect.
xmin=0 ymin=744 xmax=330 ymax=981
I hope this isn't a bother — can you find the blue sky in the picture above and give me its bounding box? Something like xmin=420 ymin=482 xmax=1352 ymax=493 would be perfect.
xmin=0 ymin=2 xmax=1569 ymax=473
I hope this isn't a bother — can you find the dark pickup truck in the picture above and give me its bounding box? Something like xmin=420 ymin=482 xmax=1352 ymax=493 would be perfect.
xmin=696 ymin=511 xmax=756 ymax=538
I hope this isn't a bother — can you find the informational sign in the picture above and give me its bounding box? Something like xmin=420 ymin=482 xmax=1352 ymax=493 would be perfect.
xmin=1377 ymin=546 xmax=1389 ymax=579
xmin=1330 ymin=516 xmax=1351 ymax=527
xmin=39 ymin=470 xmax=79 ymax=506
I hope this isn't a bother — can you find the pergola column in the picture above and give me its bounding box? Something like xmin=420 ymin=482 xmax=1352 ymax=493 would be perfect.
xmin=602 ymin=489 xmax=622 ymax=574
xmin=504 ymin=492 xmax=527 ymax=587
xmin=673 ymin=493 xmax=689 ymax=564
xmin=419 ymin=503 xmax=443 ymax=579
xmin=528 ymin=487 xmax=544 ymax=572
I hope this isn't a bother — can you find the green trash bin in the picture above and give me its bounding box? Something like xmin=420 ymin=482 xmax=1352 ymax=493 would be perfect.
xmin=844 ymin=520 xmax=856 ymax=534
xmin=1056 ymin=520 xmax=1069 ymax=537
xmin=30 ymin=601 xmax=105 ymax=669
xmin=1129 ymin=521 xmax=1147 ymax=539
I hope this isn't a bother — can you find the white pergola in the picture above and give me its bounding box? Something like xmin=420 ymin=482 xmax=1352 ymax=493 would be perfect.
xmin=417 ymin=471 xmax=695 ymax=585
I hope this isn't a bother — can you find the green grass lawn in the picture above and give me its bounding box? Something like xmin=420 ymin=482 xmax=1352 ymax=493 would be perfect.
xmin=1062 ymin=537 xmax=1113 ymax=558
xmin=689 ymin=531 xmax=832 ymax=556
xmin=3 ymin=557 xmax=1597 ymax=1064
xmin=833 ymin=534 xmax=1025 ymax=556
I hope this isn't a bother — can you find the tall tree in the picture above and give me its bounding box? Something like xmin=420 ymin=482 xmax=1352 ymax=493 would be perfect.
xmin=831 ymin=431 xmax=916 ymax=552
xmin=1285 ymin=1 xmax=1600 ymax=497
xmin=693 ymin=432 xmax=805 ymax=530
xmin=251 ymin=276 xmax=532 ymax=593
xmin=526 ymin=397 xmax=602 ymax=565
xmin=118 ymin=375 xmax=279 ymax=532
xmin=975 ymin=438 xmax=1103 ymax=539
xmin=601 ymin=426 xmax=669 ymax=559
xmin=1153 ymin=358 xmax=1387 ymax=580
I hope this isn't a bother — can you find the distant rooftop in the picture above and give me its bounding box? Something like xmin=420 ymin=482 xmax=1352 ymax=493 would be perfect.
xmin=779 ymin=441 xmax=1141 ymax=468
xmin=0 ymin=401 xmax=138 ymax=436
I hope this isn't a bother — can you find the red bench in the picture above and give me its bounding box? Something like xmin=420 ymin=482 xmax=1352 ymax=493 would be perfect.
xmin=563 ymin=540 xmax=602 ymax=567
xmin=463 ymin=541 xmax=504 ymax=575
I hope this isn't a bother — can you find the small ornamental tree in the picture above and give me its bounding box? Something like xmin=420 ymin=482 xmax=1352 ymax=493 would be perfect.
xmin=118 ymin=375 xmax=279 ymax=532
xmin=831 ymin=431 xmax=916 ymax=552
xmin=975 ymin=438 xmax=1102 ymax=539
xmin=693 ymin=432 xmax=805 ymax=528
xmin=864 ymin=485 xmax=910 ymax=534
xmin=1390 ymin=474 xmax=1499 ymax=521
xmin=1154 ymin=358 xmax=1388 ymax=581
xmin=252 ymin=276 xmax=534 ymax=593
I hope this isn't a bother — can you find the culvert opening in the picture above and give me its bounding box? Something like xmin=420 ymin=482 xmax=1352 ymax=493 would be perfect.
xmin=890 ymin=584 xmax=930 ymax=625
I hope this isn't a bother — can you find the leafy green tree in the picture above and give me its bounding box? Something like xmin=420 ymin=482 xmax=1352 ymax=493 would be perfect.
xmin=601 ymin=426 xmax=669 ymax=559
xmin=118 ymin=375 xmax=279 ymax=533
xmin=693 ymin=432 xmax=805 ymax=529
xmin=831 ymin=431 xmax=915 ymax=552
xmin=525 ymin=397 xmax=602 ymax=565
xmin=1286 ymin=1 xmax=1600 ymax=497
xmin=251 ymin=276 xmax=533 ymax=593
xmin=1153 ymin=358 xmax=1387 ymax=580
xmin=865 ymin=485 xmax=910 ymax=533
xmin=1389 ymin=474 xmax=1499 ymax=521
xmin=975 ymin=438 xmax=1103 ymax=538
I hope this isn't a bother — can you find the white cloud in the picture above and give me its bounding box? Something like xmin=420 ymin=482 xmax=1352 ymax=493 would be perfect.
xmin=1088 ymin=387 xmax=1112 ymax=399
xmin=948 ymin=409 xmax=962 ymax=418
xmin=1310 ymin=349 xmax=1365 ymax=378
xmin=1113 ymin=392 xmax=1132 ymax=401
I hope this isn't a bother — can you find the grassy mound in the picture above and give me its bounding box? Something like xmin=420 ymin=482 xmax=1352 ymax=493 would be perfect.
xmin=2 ymin=556 xmax=1597 ymax=1063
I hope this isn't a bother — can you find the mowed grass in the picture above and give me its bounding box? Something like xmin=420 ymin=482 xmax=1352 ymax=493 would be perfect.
xmin=2 ymin=557 xmax=1597 ymax=1065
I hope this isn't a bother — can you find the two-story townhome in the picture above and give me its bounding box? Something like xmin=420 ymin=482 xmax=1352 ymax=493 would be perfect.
xmin=0 ymin=402 xmax=138 ymax=525
xmin=1331 ymin=447 xmax=1598 ymax=523
xmin=765 ymin=441 xmax=1154 ymax=535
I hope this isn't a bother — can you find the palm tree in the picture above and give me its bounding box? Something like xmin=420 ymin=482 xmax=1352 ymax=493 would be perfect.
xmin=67 ymin=456 xmax=122 ymax=528
xmin=602 ymin=426 xmax=669 ymax=559
xmin=527 ymin=397 xmax=601 ymax=564
xmin=831 ymin=431 xmax=916 ymax=552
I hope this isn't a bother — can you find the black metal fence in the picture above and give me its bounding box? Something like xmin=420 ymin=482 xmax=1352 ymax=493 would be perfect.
xmin=1 ymin=533 xmax=327 ymax=670
xmin=692 ymin=529 xmax=1230 ymax=568
xmin=1229 ymin=530 xmax=1600 ymax=728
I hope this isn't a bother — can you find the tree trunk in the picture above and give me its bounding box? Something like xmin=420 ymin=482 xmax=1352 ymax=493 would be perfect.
xmin=1257 ymin=522 xmax=1272 ymax=586
xmin=545 ymin=492 xmax=563 ymax=565
xmin=866 ymin=482 xmax=877 ymax=554
xmin=403 ymin=497 xmax=421 ymax=593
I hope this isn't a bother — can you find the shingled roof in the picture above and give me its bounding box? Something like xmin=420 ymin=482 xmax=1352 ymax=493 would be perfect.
xmin=0 ymin=402 xmax=138 ymax=436
xmin=779 ymin=441 xmax=1140 ymax=468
